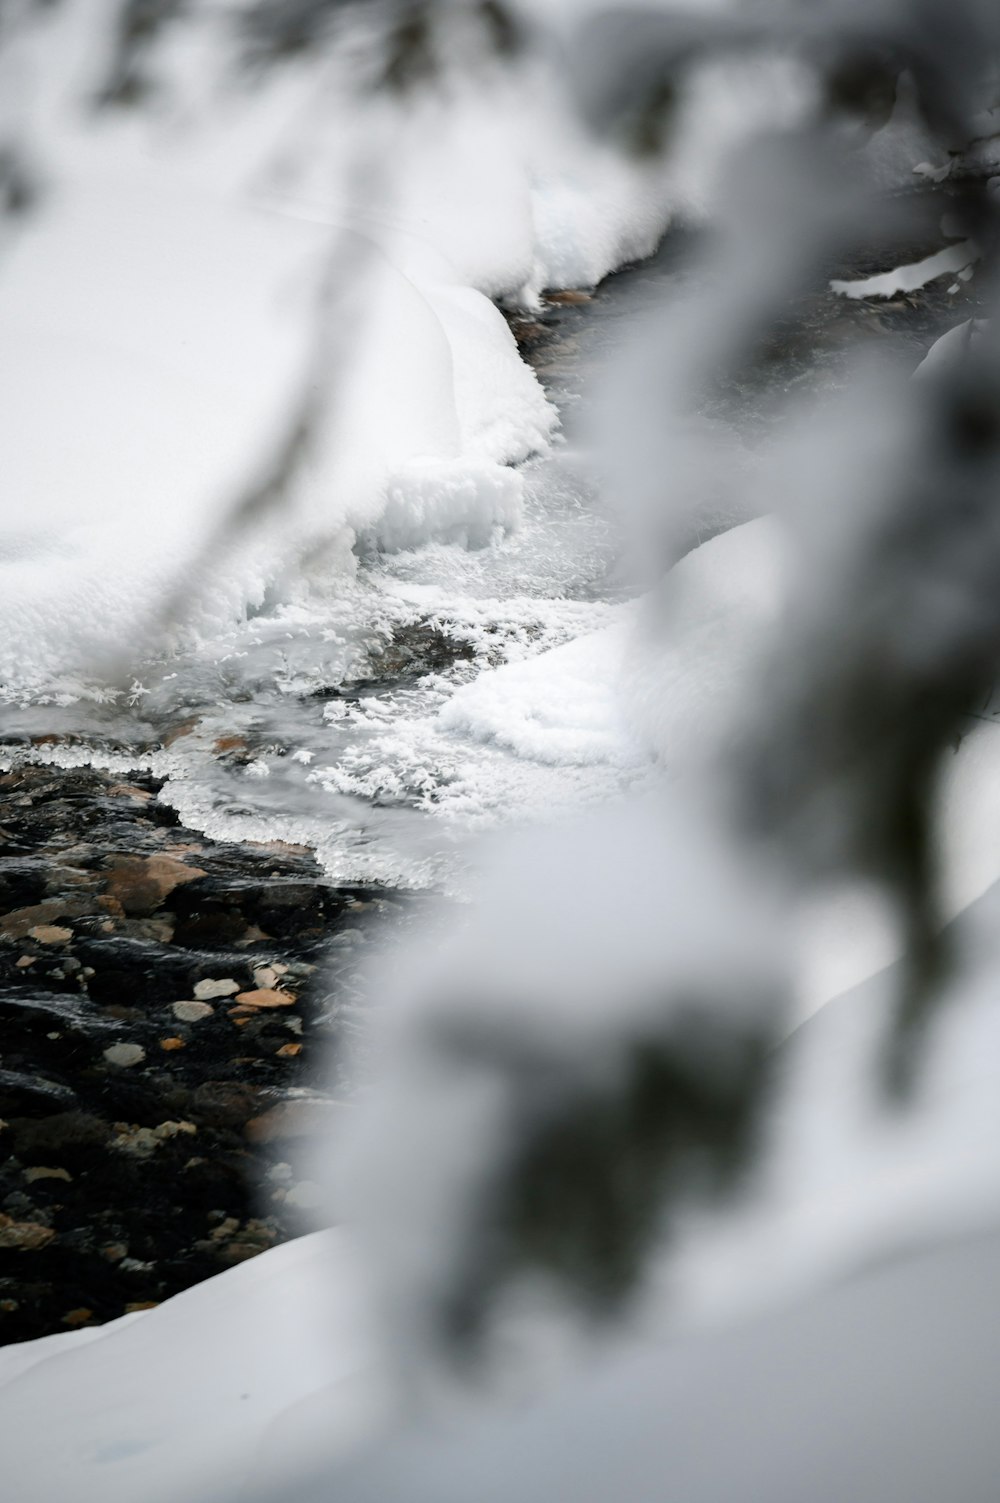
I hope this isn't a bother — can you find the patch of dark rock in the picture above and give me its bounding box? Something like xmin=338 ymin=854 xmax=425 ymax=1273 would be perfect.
xmin=315 ymin=617 xmax=477 ymax=700
xmin=0 ymin=1070 xmax=78 ymax=1114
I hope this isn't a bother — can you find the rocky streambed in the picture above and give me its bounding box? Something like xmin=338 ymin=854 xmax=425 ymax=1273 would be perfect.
xmin=0 ymin=760 xmax=407 ymax=1343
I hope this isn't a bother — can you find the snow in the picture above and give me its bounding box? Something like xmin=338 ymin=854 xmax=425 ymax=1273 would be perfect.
xmin=0 ymin=1 xmax=686 ymax=693
xmin=436 ymin=611 xmax=638 ymax=767
xmin=0 ymin=1230 xmax=383 ymax=1503
xmin=914 ymin=317 xmax=987 ymax=377
xmin=830 ymin=241 xmax=979 ymax=300
xmin=315 ymin=1226 xmax=1000 ymax=1503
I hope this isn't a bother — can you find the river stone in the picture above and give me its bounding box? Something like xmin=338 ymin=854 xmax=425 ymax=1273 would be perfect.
xmin=0 ymin=1214 xmax=55 ymax=1251
xmin=173 ymin=999 xmax=215 ymax=1022
xmin=103 ymin=1042 xmax=146 ymax=1068
xmin=0 ymin=898 xmax=93 ymax=939
xmin=23 ymin=1166 xmax=72 ymax=1184
xmin=234 ymin=988 xmax=295 ymax=1009
xmin=27 ymin=924 xmax=73 ymax=945
xmin=193 ymin=978 xmax=239 ymax=1000
xmin=104 ymin=854 xmax=207 ymax=916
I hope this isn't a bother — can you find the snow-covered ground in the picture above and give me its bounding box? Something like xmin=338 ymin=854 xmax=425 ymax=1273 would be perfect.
xmin=0 ymin=1229 xmax=386 ymax=1503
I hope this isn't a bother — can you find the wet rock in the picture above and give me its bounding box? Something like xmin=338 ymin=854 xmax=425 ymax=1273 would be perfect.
xmin=0 ymin=863 xmax=49 ymax=912
xmin=111 ymin=1120 xmax=197 ymax=1157
xmin=103 ymin=1043 xmax=146 ymax=1068
xmin=106 ymin=784 xmax=153 ymax=802
xmin=1 ymin=898 xmax=94 ymax=940
xmin=22 ymin=1167 xmax=72 ymax=1184
xmin=0 ymin=1071 xmax=77 ymax=1115
xmin=172 ymin=999 xmax=215 ymax=1022
xmin=190 ymin=1080 xmax=265 ymax=1129
xmin=0 ymin=1215 xmax=55 ymax=1251
xmin=8 ymin=1111 xmax=110 ymax=1164
xmin=104 ymin=854 xmax=207 ymax=917
xmin=27 ymin=924 xmax=73 ymax=945
xmin=0 ymin=761 xmax=394 ymax=1342
xmin=61 ymin=1307 xmax=94 ymax=1325
xmin=208 ymin=1216 xmax=279 ymax=1266
xmin=192 ymin=978 xmax=239 ymax=1000
xmin=233 ymin=988 xmax=296 ymax=1010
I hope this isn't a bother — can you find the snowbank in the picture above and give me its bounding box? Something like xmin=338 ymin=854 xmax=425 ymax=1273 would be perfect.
xmin=0 ymin=1 xmax=680 ymax=694
xmin=0 ymin=1230 xmax=383 ymax=1503
xmin=412 ymin=509 xmax=1000 ymax=1019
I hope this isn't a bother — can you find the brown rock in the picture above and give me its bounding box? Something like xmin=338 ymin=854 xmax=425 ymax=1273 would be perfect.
xmin=160 ymin=1036 xmax=186 ymax=1051
xmin=28 ymin=924 xmax=73 ymax=945
xmin=0 ymin=898 xmax=92 ymax=939
xmin=249 ymin=840 xmax=314 ymax=858
xmin=234 ymin=988 xmax=296 ymax=1010
xmin=103 ymin=854 xmax=206 ymax=916
xmin=107 ymin=784 xmax=153 ymax=802
xmin=0 ymin=1215 xmax=55 ymax=1251
xmin=275 ymin=1042 xmax=302 ymax=1058
xmin=161 ymin=717 xmax=200 ymax=747
xmin=62 ymin=1308 xmax=94 ymax=1326
xmin=125 ymin=1301 xmax=159 ymax=1313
